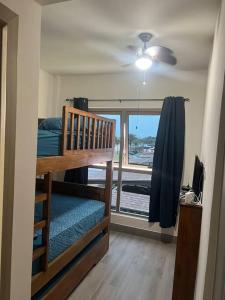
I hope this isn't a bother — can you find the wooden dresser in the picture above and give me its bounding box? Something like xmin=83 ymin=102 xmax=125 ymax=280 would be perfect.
xmin=172 ymin=203 xmax=202 ymax=300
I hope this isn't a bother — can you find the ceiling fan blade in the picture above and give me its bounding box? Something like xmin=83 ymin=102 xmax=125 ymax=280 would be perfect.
xmin=127 ymin=45 xmax=140 ymax=53
xmin=157 ymin=53 xmax=177 ymax=65
xmin=146 ymin=46 xmax=177 ymax=65
xmin=146 ymin=46 xmax=173 ymax=56
xmin=121 ymin=63 xmax=134 ymax=68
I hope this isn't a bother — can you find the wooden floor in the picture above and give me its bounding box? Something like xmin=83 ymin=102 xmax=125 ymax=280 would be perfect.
xmin=69 ymin=231 xmax=176 ymax=300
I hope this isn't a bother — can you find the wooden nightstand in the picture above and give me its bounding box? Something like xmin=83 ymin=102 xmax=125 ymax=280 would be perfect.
xmin=172 ymin=203 xmax=202 ymax=300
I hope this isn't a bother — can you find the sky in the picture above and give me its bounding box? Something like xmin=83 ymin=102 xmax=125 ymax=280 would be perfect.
xmin=100 ymin=114 xmax=160 ymax=138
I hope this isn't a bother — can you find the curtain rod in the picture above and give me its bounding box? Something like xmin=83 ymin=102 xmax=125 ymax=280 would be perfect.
xmin=66 ymin=98 xmax=190 ymax=102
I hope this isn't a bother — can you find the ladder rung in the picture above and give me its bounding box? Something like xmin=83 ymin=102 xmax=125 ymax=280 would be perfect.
xmin=34 ymin=220 xmax=47 ymax=232
xmin=35 ymin=193 xmax=47 ymax=203
xmin=33 ymin=246 xmax=46 ymax=261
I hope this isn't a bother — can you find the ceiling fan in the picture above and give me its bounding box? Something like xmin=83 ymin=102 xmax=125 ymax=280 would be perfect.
xmin=123 ymin=32 xmax=177 ymax=70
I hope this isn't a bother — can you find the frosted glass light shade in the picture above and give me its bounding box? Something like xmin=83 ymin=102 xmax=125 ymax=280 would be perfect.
xmin=135 ymin=56 xmax=152 ymax=70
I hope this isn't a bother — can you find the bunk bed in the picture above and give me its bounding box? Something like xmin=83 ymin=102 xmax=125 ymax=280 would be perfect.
xmin=32 ymin=106 xmax=115 ymax=300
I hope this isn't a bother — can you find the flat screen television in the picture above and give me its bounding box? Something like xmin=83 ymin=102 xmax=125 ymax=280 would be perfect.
xmin=192 ymin=155 xmax=204 ymax=199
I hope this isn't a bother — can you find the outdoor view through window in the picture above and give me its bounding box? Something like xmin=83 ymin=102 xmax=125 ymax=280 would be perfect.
xmin=128 ymin=114 xmax=160 ymax=167
xmin=88 ymin=112 xmax=160 ymax=216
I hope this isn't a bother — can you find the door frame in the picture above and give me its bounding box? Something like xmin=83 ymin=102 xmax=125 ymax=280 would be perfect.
xmin=0 ymin=19 xmax=7 ymax=280
xmin=0 ymin=4 xmax=19 ymax=300
xmin=205 ymin=73 xmax=225 ymax=300
xmin=90 ymin=108 xmax=160 ymax=216
xmin=198 ymin=70 xmax=225 ymax=300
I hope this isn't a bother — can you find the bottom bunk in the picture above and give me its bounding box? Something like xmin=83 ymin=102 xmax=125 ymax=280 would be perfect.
xmin=32 ymin=233 xmax=109 ymax=300
xmin=32 ymin=179 xmax=111 ymax=300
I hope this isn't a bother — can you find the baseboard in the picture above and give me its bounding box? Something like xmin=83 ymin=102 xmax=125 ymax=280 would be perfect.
xmin=110 ymin=223 xmax=177 ymax=243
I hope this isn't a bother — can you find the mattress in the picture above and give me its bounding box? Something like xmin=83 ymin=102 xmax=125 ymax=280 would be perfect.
xmin=37 ymin=129 xmax=93 ymax=157
xmin=33 ymin=193 xmax=105 ymax=275
xmin=37 ymin=129 xmax=62 ymax=157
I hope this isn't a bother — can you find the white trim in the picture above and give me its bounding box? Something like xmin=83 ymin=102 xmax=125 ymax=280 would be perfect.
xmin=111 ymin=213 xmax=178 ymax=237
xmin=0 ymin=24 xmax=7 ymax=280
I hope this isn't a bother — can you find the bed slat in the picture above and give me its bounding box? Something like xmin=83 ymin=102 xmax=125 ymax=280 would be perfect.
xmin=104 ymin=122 xmax=107 ymax=148
xmin=33 ymin=246 xmax=46 ymax=261
xmin=70 ymin=113 xmax=74 ymax=150
xmin=97 ymin=120 xmax=100 ymax=149
xmin=82 ymin=116 xmax=86 ymax=149
xmin=87 ymin=117 xmax=91 ymax=149
xmin=61 ymin=106 xmax=68 ymax=155
xmin=34 ymin=220 xmax=47 ymax=232
xmin=92 ymin=118 xmax=96 ymax=149
xmin=35 ymin=193 xmax=47 ymax=203
xmin=76 ymin=115 xmax=80 ymax=150
xmin=107 ymin=122 xmax=111 ymax=148
xmin=101 ymin=121 xmax=104 ymax=148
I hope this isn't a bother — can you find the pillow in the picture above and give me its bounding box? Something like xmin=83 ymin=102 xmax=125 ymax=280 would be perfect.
xmin=39 ymin=118 xmax=62 ymax=130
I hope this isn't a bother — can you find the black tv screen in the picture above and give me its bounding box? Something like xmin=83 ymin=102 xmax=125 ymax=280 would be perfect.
xmin=192 ymin=155 xmax=204 ymax=198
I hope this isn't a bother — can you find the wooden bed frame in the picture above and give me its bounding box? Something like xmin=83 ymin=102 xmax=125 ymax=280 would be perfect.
xmin=33 ymin=106 xmax=115 ymax=299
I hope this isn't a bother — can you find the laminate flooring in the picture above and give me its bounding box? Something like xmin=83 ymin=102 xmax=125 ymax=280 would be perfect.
xmin=69 ymin=231 xmax=176 ymax=300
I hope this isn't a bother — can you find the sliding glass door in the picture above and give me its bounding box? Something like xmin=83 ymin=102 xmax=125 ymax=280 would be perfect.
xmin=127 ymin=114 xmax=160 ymax=167
xmin=120 ymin=113 xmax=160 ymax=216
xmin=88 ymin=110 xmax=160 ymax=217
xmin=88 ymin=113 xmax=121 ymax=210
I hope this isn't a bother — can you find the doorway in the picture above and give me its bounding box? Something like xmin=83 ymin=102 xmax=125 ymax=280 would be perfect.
xmin=0 ymin=20 xmax=6 ymax=279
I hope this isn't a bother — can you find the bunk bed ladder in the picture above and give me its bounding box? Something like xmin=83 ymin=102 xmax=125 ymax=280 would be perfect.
xmin=33 ymin=172 xmax=52 ymax=271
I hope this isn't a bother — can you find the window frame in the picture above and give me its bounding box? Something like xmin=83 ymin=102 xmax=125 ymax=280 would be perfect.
xmin=126 ymin=111 xmax=161 ymax=168
xmin=89 ymin=108 xmax=161 ymax=216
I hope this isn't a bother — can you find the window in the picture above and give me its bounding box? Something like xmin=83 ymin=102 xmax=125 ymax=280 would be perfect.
xmin=98 ymin=113 xmax=121 ymax=164
xmin=88 ymin=113 xmax=121 ymax=211
xmin=89 ymin=110 xmax=160 ymax=217
xmin=128 ymin=114 xmax=160 ymax=167
xmin=120 ymin=170 xmax=151 ymax=216
xmin=88 ymin=166 xmax=118 ymax=210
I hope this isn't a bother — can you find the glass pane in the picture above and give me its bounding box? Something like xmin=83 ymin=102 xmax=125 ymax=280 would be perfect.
xmin=99 ymin=114 xmax=120 ymax=163
xmin=88 ymin=167 xmax=118 ymax=210
xmin=128 ymin=114 xmax=160 ymax=167
xmin=120 ymin=170 xmax=151 ymax=216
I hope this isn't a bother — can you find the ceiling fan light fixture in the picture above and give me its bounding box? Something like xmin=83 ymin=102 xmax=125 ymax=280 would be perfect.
xmin=135 ymin=55 xmax=152 ymax=70
xmin=145 ymin=47 xmax=158 ymax=57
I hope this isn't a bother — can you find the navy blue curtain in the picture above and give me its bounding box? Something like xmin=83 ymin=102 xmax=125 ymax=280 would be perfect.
xmin=64 ymin=98 xmax=89 ymax=184
xmin=149 ymin=97 xmax=185 ymax=228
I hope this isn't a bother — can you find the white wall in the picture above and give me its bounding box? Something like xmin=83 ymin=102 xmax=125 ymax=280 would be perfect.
xmin=0 ymin=1 xmax=41 ymax=300
xmin=38 ymin=69 xmax=60 ymax=117
xmin=195 ymin=1 xmax=225 ymax=299
xmin=39 ymin=70 xmax=207 ymax=185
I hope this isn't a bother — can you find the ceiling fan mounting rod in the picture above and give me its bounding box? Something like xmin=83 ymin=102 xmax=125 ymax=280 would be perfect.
xmin=138 ymin=32 xmax=153 ymax=49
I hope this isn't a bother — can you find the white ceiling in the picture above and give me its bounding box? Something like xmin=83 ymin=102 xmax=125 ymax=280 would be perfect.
xmin=41 ymin=0 xmax=220 ymax=75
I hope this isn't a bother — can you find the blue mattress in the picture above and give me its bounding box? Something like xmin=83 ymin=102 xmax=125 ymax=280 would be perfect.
xmin=37 ymin=129 xmax=62 ymax=157
xmin=33 ymin=193 xmax=105 ymax=275
xmin=37 ymin=129 xmax=89 ymax=157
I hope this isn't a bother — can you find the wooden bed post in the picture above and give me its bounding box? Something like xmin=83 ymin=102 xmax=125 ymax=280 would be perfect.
xmin=104 ymin=119 xmax=115 ymax=232
xmin=42 ymin=172 xmax=52 ymax=271
xmin=33 ymin=172 xmax=52 ymax=271
xmin=62 ymin=106 xmax=68 ymax=155
xmin=105 ymin=160 xmax=113 ymax=233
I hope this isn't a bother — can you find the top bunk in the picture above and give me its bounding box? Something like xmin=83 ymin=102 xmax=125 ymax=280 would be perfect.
xmin=37 ymin=106 xmax=115 ymax=175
